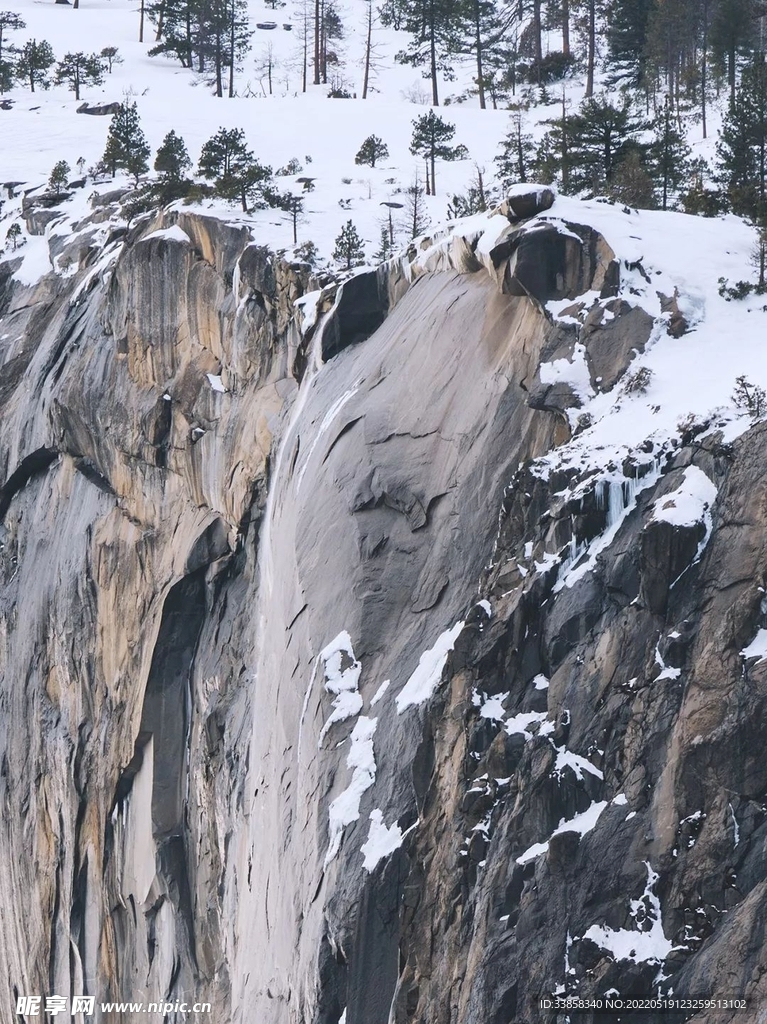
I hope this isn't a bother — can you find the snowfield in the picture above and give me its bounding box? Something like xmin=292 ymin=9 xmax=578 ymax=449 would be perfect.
xmin=0 ymin=0 xmax=731 ymax=260
xmin=1 ymin=0 xmax=766 ymax=480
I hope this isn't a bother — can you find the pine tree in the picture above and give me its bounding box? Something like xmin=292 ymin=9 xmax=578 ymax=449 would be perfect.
xmin=54 ymin=52 xmax=104 ymax=100
xmin=373 ymin=223 xmax=394 ymax=262
xmin=48 ymin=160 xmax=70 ymax=194
xmin=332 ymin=219 xmax=365 ymax=269
xmin=752 ymin=218 xmax=767 ymax=291
xmin=448 ymin=164 xmax=489 ymax=217
xmin=355 ymin=135 xmax=389 ymax=167
xmin=148 ymin=0 xmax=251 ymax=96
xmin=495 ymin=106 xmax=535 ymax=189
xmin=16 ymin=39 xmax=55 ymax=92
xmin=198 ymin=127 xmax=276 ymax=212
xmin=283 ymin=193 xmax=305 ymax=244
xmin=103 ymin=102 xmax=151 ymax=182
xmin=0 ymin=12 xmax=25 ymax=94
xmin=384 ymin=0 xmax=459 ymax=105
xmin=5 ymin=222 xmax=22 ymax=250
xmin=605 ymin=0 xmax=652 ymax=84
xmin=535 ymin=93 xmax=575 ymax=191
xmin=410 ymin=110 xmax=457 ymax=195
xmin=100 ymin=46 xmax=123 ymax=73
xmin=607 ymin=149 xmax=655 ymax=208
xmin=649 ymin=99 xmax=691 ymax=210
xmin=405 ymin=173 xmax=429 ymax=238
xmin=718 ymin=52 xmax=767 ymax=220
xmin=568 ymin=94 xmax=646 ymax=192
xmin=448 ymin=0 xmax=515 ymax=110
xmin=710 ymin=0 xmax=761 ymax=103
xmin=154 ymin=130 xmax=191 ymax=200
xmin=154 ymin=130 xmax=191 ymax=180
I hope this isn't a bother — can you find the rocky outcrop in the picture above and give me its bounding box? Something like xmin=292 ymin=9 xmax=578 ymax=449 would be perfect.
xmin=0 ymin=188 xmax=765 ymax=1024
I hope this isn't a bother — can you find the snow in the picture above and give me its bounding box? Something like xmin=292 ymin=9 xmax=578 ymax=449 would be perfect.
xmin=476 ymin=599 xmax=492 ymax=616
xmin=206 ymin=373 xmax=227 ymax=393
xmin=295 ymin=289 xmax=323 ymax=331
xmin=651 ymin=466 xmax=717 ymax=529
xmin=360 ymin=809 xmax=414 ymax=871
xmin=370 ymin=679 xmax=391 ymax=706
xmin=505 ymin=710 xmax=554 ymax=738
xmin=472 ymin=689 xmax=509 ymax=721
xmin=741 ymin=628 xmax=767 ymax=664
xmin=539 ymin=342 xmax=594 ymax=406
xmin=581 ymin=863 xmax=675 ymax=965
xmin=318 ymin=631 xmax=363 ymax=746
xmin=324 ymin=715 xmax=377 ymax=866
xmin=654 ymin=642 xmax=682 ymax=682
xmin=13 ymin=233 xmax=53 ymax=287
xmin=396 ymin=620 xmax=465 ymax=712
xmin=141 ymin=225 xmax=191 ymax=244
xmin=516 ymin=793 xmax=628 ymax=865
xmin=533 ymin=673 xmax=550 ymax=690
xmin=553 ymin=747 xmax=604 ymax=782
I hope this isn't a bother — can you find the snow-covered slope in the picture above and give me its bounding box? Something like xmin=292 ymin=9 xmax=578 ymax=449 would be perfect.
xmin=0 ymin=0 xmax=730 ymax=263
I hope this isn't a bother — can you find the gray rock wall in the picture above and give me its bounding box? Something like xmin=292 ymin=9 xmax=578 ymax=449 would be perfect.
xmin=0 ymin=195 xmax=765 ymax=1024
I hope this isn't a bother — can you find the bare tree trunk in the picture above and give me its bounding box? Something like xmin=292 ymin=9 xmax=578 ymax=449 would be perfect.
xmin=155 ymin=0 xmax=165 ymax=41
xmin=228 ymin=0 xmax=235 ymax=97
xmin=585 ymin=0 xmax=595 ymax=97
xmin=139 ymin=0 xmax=145 ymax=42
xmin=215 ymin=28 xmax=223 ymax=96
xmin=474 ymin=0 xmax=485 ymax=109
xmin=313 ymin=0 xmax=320 ymax=84
xmin=533 ymin=0 xmax=542 ymax=82
xmin=362 ymin=0 xmax=372 ymax=98
xmin=302 ymin=1 xmax=308 ymax=91
xmin=562 ymin=0 xmax=570 ymax=57
xmin=429 ymin=0 xmax=439 ymax=105
xmin=320 ymin=0 xmax=327 ymax=84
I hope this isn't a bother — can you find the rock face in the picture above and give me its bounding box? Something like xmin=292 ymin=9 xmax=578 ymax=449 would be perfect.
xmin=0 ymin=192 xmax=766 ymax=1024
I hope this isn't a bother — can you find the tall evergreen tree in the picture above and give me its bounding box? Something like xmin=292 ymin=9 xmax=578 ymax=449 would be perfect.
xmin=405 ymin=173 xmax=430 ymax=237
xmin=102 ymin=102 xmax=151 ymax=181
xmin=538 ymin=94 xmax=645 ymax=193
xmin=148 ymin=0 xmax=251 ymax=95
xmin=449 ymin=0 xmax=515 ymax=110
xmin=710 ymin=0 xmax=761 ymax=103
xmin=383 ymin=0 xmax=459 ymax=105
xmin=409 ymin=110 xmax=457 ymax=194
xmin=605 ymin=0 xmax=653 ymax=84
xmin=16 ymin=39 xmax=55 ymax=92
xmin=54 ymin=52 xmax=104 ymax=100
xmin=198 ymin=127 xmax=276 ymax=212
xmin=0 ymin=11 xmax=25 ymax=94
xmin=495 ymin=106 xmax=534 ymax=188
xmin=649 ymin=99 xmax=691 ymax=210
xmin=48 ymin=160 xmax=70 ymax=195
xmin=355 ymin=135 xmax=389 ymax=167
xmin=153 ymin=130 xmax=191 ymax=201
xmin=718 ymin=52 xmax=767 ymax=220
xmin=332 ymin=219 xmax=366 ymax=268
xmin=569 ymin=95 xmax=646 ymax=191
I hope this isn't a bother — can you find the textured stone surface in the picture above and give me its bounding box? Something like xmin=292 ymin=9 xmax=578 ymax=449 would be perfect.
xmin=0 ymin=197 xmax=766 ymax=1024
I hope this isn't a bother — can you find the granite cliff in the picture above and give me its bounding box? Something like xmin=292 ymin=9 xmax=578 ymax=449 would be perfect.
xmin=0 ymin=187 xmax=765 ymax=1024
